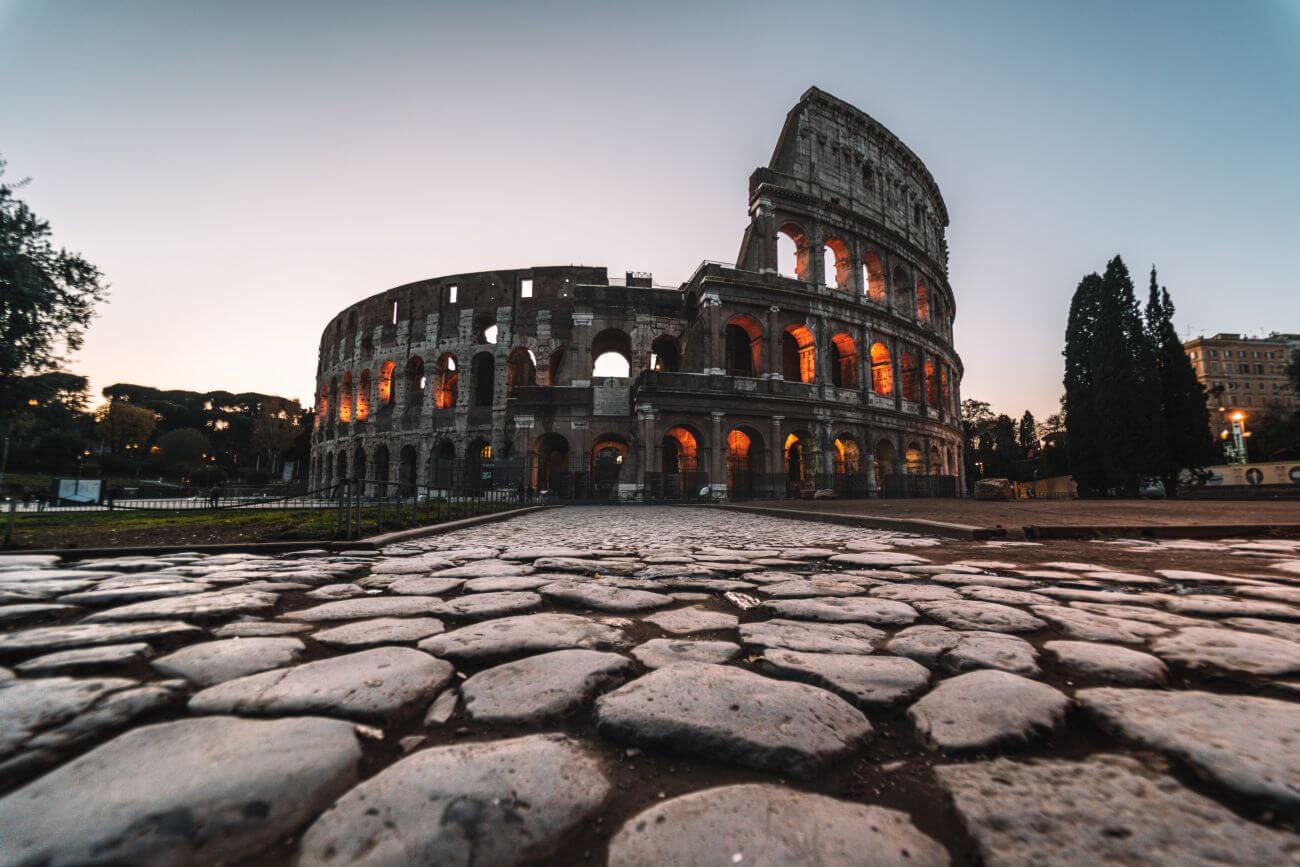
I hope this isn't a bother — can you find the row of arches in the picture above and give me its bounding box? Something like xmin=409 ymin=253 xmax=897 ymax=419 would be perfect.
xmin=774 ymin=224 xmax=948 ymax=329
xmin=723 ymin=315 xmax=955 ymax=406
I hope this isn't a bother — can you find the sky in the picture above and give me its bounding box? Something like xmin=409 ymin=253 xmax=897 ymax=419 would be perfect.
xmin=3 ymin=0 xmax=1298 ymax=419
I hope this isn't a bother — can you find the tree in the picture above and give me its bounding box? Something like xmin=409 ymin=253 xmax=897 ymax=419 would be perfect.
xmin=94 ymin=400 xmax=158 ymax=453
xmin=152 ymin=428 xmax=210 ymax=474
xmin=1018 ymin=411 xmax=1038 ymax=458
xmin=250 ymin=398 xmax=303 ymax=475
xmin=1144 ymin=267 xmax=1215 ymax=494
xmin=1063 ymin=272 xmax=1106 ymax=495
xmin=0 ymin=158 xmax=107 ymax=420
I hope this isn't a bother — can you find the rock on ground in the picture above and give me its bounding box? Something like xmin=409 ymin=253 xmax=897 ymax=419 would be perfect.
xmin=631 ymin=638 xmax=740 ymax=669
xmin=418 ymin=613 xmax=627 ymax=662
xmin=0 ymin=715 xmax=361 ymax=867
xmin=760 ymin=649 xmax=930 ymax=708
xmin=915 ymin=601 xmax=1046 ymax=633
xmin=763 ymin=597 xmax=918 ymax=626
xmin=540 ymin=581 xmax=674 ymax=612
xmin=739 ymin=619 xmax=883 ymax=654
xmin=595 ymin=662 xmax=870 ymax=778
xmin=937 ymin=754 xmax=1300 ymax=866
xmin=607 ymin=783 xmax=950 ymax=867
xmin=152 ymin=638 xmax=305 ymax=687
xmin=1044 ymin=640 xmax=1168 ymax=685
xmin=642 ymin=606 xmax=738 ymax=634
xmin=1151 ymin=627 xmax=1300 ymax=676
xmin=461 ymin=649 xmax=632 ymax=723
xmin=1078 ymin=687 xmax=1300 ymax=815
xmin=189 ymin=647 xmax=453 ymax=723
xmin=908 ymin=669 xmax=1071 ymax=752
xmin=311 ymin=617 xmax=445 ymax=648
xmin=297 ymin=734 xmax=608 ymax=867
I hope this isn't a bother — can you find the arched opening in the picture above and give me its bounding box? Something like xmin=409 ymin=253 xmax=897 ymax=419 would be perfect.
xmin=591 ymin=329 xmax=632 ymax=378
xmin=353 ymin=445 xmax=366 ymax=483
xmin=506 ymin=347 xmax=536 ymax=394
xmin=591 ymin=435 xmax=629 ymax=501
xmin=377 ymin=360 xmax=395 ymax=406
xmin=548 ymin=347 xmax=566 ymax=385
xmin=724 ymin=315 xmax=763 ymax=378
xmin=373 ymin=445 xmax=390 ymax=495
xmin=893 ymin=266 xmax=914 ymax=317
xmin=941 ymin=366 xmax=952 ymax=412
xmin=870 ymin=342 xmax=893 ymax=395
xmin=784 ymin=431 xmax=815 ymax=496
xmin=534 ymin=433 xmax=571 ymax=494
xmin=777 ymin=223 xmax=809 ymax=281
xmin=316 ymin=386 xmax=330 ymax=428
xmin=475 ymin=319 xmax=499 ymax=345
xmin=472 ymin=352 xmax=495 ymax=407
xmin=833 ymin=436 xmax=861 ymax=475
xmin=932 ymin=292 xmax=944 ymax=331
xmin=830 ymin=332 xmax=858 ymax=388
xmin=356 ymin=370 xmax=371 ymax=420
xmin=432 ymin=439 xmax=456 ymax=490
xmin=863 ymin=251 xmax=887 ymax=303
xmin=404 ymin=357 xmax=425 ymax=409
xmin=339 ymin=372 xmax=353 ymax=422
xmin=322 ymin=452 xmax=333 ymax=491
xmin=782 ymin=324 xmax=816 ymax=383
xmin=435 ymin=353 xmax=458 ymax=409
xmin=662 ymin=426 xmax=700 ymax=474
xmin=900 ymin=351 xmax=920 ymax=402
xmin=905 ymin=442 xmax=924 ymax=474
xmin=823 ymin=237 xmax=852 ymax=290
xmin=725 ymin=427 xmax=763 ymax=498
xmin=925 ymin=358 xmax=939 ymax=405
xmin=929 ymin=445 xmax=943 ymax=476
xmin=335 ymin=451 xmax=349 ymax=485
xmin=650 ymin=335 xmax=680 ymax=372
xmin=874 ymin=438 xmax=898 ymax=489
xmin=467 ymin=438 xmax=493 ymax=491
xmin=398 ymin=444 xmax=419 ymax=495
xmin=916 ymin=278 xmax=931 ymax=322
xmin=327 ymin=378 xmax=338 ymax=424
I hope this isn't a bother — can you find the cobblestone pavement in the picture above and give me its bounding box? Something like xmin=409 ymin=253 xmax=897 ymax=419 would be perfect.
xmin=1 ymin=506 xmax=1299 ymax=865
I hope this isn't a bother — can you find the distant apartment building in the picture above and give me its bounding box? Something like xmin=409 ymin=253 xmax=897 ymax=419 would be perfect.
xmin=1183 ymin=333 xmax=1299 ymax=433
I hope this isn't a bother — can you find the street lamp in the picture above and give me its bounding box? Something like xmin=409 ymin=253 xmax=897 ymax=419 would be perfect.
xmin=1222 ymin=411 xmax=1249 ymax=465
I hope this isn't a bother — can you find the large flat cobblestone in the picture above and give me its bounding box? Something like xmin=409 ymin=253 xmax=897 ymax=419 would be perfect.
xmin=0 ymin=505 xmax=1298 ymax=864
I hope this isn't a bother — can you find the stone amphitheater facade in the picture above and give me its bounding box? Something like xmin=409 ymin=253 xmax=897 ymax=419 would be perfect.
xmin=309 ymin=87 xmax=966 ymax=499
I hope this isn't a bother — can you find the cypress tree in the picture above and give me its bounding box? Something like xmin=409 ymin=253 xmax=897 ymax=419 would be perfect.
xmin=1145 ymin=267 xmax=1215 ymax=494
xmin=1063 ymin=273 xmax=1106 ymax=495
xmin=1018 ymin=410 xmax=1038 ymax=457
xmin=1091 ymin=256 xmax=1163 ymax=495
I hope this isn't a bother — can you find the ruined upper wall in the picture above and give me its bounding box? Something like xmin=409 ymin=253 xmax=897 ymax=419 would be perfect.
xmin=750 ymin=86 xmax=950 ymax=268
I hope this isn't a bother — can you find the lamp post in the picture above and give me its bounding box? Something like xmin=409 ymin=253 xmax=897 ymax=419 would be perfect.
xmin=1221 ymin=411 xmax=1249 ymax=465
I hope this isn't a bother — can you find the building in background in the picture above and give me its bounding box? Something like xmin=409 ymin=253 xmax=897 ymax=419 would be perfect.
xmin=1184 ymin=332 xmax=1299 ymax=443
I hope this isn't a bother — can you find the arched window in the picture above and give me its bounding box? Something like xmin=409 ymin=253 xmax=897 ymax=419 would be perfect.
xmin=548 ymin=347 xmax=566 ymax=385
xmin=316 ymin=385 xmax=329 ymax=427
xmin=339 ymin=372 xmax=353 ymax=422
xmin=928 ymin=445 xmax=942 ymax=476
xmin=476 ymin=320 xmax=499 ymax=345
xmin=874 ymin=438 xmax=898 ymax=485
xmin=784 ymin=431 xmax=814 ymax=490
xmin=833 ymin=436 xmax=861 ymax=475
xmin=905 ymin=442 xmax=924 ymax=474
xmin=941 ymin=366 xmax=952 ymax=410
xmin=925 ymin=358 xmax=939 ymax=405
xmin=823 ymin=237 xmax=851 ymax=290
xmin=916 ymin=278 xmax=930 ymax=322
xmin=724 ymin=315 xmax=763 ymax=377
xmin=471 ymin=352 xmax=495 ymax=407
xmin=777 ymin=223 xmax=809 ymax=281
xmin=782 ymin=324 xmax=816 ymax=383
xmin=900 ymin=351 xmax=920 ymax=402
xmin=591 ymin=329 xmax=632 ymax=378
xmin=356 ymin=370 xmax=371 ymax=420
xmin=662 ymin=426 xmax=700 ymax=473
xmin=870 ymin=342 xmax=893 ymax=395
xmin=435 ymin=354 xmax=458 ymax=409
xmin=432 ymin=440 xmax=456 ymax=489
xmin=377 ymin=360 xmax=395 ymax=406
xmin=830 ymin=332 xmax=858 ymax=388
xmin=506 ymin=347 xmax=536 ymax=394
xmin=863 ymin=251 xmax=887 ymax=304
xmin=650 ymin=335 xmax=680 ymax=372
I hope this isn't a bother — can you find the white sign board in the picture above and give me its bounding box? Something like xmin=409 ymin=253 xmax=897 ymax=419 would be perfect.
xmin=57 ymin=479 xmax=102 ymax=503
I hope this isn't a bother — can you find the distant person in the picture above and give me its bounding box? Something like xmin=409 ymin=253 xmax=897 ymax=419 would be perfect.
xmin=36 ymin=490 xmax=48 ymax=512
xmin=208 ymin=484 xmax=223 ymax=508
xmin=106 ymin=486 xmax=116 ymax=511
xmin=20 ymin=490 xmax=31 ymax=510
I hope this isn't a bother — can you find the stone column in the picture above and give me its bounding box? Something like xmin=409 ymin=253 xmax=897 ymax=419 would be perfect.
xmin=767 ymin=305 xmax=781 ymax=379
xmin=769 ymin=415 xmax=784 ymax=494
xmin=703 ymin=292 xmax=723 ymax=375
xmin=572 ymin=312 xmax=593 ymax=386
xmin=710 ymin=411 xmax=725 ymax=494
xmin=891 ymin=336 xmax=903 ymax=410
xmin=863 ymin=434 xmax=878 ymax=497
xmin=917 ymin=350 xmax=929 ymax=414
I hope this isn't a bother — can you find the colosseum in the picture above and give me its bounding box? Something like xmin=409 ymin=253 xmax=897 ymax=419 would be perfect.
xmin=310 ymin=87 xmax=966 ymax=501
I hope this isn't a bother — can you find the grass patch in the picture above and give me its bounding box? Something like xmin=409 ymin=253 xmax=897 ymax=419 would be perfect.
xmin=3 ymin=500 xmax=520 ymax=549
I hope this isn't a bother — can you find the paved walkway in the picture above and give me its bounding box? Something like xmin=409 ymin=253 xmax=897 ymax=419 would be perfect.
xmin=1 ymin=506 xmax=1298 ymax=864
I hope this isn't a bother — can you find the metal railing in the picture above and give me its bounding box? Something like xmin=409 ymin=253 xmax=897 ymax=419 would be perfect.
xmin=330 ymin=477 xmax=524 ymax=540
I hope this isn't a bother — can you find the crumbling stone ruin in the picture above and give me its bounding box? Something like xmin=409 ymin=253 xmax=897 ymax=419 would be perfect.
xmin=310 ymin=87 xmax=964 ymax=499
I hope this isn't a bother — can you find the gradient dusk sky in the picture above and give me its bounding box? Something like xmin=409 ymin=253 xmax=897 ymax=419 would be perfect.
xmin=3 ymin=0 xmax=1298 ymax=419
